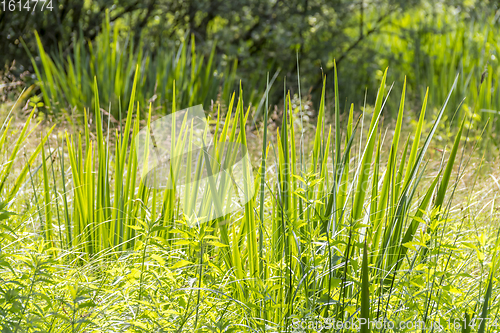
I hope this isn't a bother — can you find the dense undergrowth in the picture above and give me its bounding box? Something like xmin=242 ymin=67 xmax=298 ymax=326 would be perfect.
xmin=26 ymin=8 xmax=500 ymax=150
xmin=0 ymin=60 xmax=499 ymax=333
xmin=26 ymin=14 xmax=246 ymax=121
xmin=374 ymin=5 xmax=500 ymax=151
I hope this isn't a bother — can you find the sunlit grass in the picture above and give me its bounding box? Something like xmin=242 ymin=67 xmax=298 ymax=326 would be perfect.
xmin=0 ymin=64 xmax=499 ymax=332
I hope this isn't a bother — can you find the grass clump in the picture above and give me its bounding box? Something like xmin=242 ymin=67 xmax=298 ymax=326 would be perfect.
xmin=27 ymin=13 xmax=240 ymax=120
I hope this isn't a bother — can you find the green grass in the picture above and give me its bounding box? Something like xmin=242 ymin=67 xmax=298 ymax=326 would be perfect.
xmin=0 ymin=65 xmax=499 ymax=332
xmin=375 ymin=7 xmax=500 ymax=152
xmin=25 ymin=12 xmax=241 ymax=121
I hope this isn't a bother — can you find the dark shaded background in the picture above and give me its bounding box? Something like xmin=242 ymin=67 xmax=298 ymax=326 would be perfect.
xmin=0 ymin=0 xmax=498 ymax=112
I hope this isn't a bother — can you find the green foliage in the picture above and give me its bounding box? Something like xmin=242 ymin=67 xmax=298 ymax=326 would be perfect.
xmin=0 ymin=0 xmax=155 ymax=72
xmin=1 ymin=65 xmax=499 ymax=332
xmin=375 ymin=3 xmax=500 ymax=146
xmin=28 ymin=14 xmax=240 ymax=118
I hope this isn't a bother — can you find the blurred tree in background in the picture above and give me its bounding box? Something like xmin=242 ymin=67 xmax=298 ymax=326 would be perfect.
xmin=1 ymin=0 xmax=499 ymax=117
xmin=5 ymin=1 xmax=166 ymax=71
xmin=0 ymin=0 xmax=421 ymax=104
